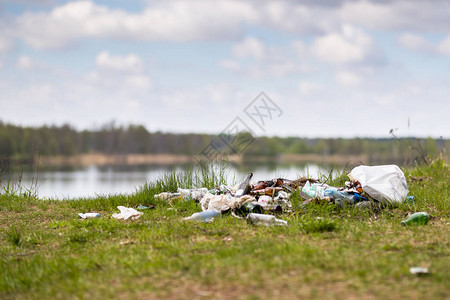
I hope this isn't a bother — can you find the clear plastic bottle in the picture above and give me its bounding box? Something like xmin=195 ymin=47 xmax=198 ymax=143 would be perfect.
xmin=183 ymin=210 xmax=220 ymax=223
xmin=246 ymin=213 xmax=288 ymax=226
xmin=323 ymin=188 xmax=361 ymax=204
xmin=154 ymin=192 xmax=181 ymax=201
xmin=78 ymin=213 xmax=100 ymax=219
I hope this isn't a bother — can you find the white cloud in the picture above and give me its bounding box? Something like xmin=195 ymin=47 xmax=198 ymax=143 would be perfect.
xmin=15 ymin=83 xmax=56 ymax=106
xmin=397 ymin=33 xmax=450 ymax=55
xmin=291 ymin=40 xmax=308 ymax=58
xmin=338 ymin=0 xmax=450 ymax=32
xmin=16 ymin=55 xmax=33 ymax=69
xmin=0 ymin=32 xmax=14 ymax=53
xmin=14 ymin=0 xmax=257 ymax=49
xmin=397 ymin=33 xmax=434 ymax=52
xmin=16 ymin=55 xmax=47 ymax=70
xmin=232 ymin=37 xmax=266 ymax=61
xmin=95 ymin=51 xmax=144 ymax=73
xmin=298 ymin=81 xmax=322 ymax=95
xmin=123 ymin=74 xmax=153 ymax=91
xmin=86 ymin=70 xmax=153 ymax=92
xmin=335 ymin=71 xmax=362 ymax=86
xmin=7 ymin=0 xmax=450 ymax=51
xmin=87 ymin=51 xmax=153 ymax=92
xmin=437 ymin=35 xmax=450 ymax=54
xmin=220 ymin=37 xmax=311 ymax=78
xmin=338 ymin=1 xmax=396 ymax=30
xmin=312 ymin=24 xmax=381 ymax=65
xmin=257 ymin=1 xmax=450 ymax=35
xmin=257 ymin=1 xmax=337 ymax=34
xmin=219 ymin=56 xmax=298 ymax=79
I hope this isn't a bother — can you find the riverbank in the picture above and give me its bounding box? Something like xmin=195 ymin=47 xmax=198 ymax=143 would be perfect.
xmin=0 ymin=159 xmax=448 ymax=299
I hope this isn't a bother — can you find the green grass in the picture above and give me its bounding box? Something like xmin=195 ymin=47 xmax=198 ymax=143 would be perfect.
xmin=0 ymin=159 xmax=448 ymax=299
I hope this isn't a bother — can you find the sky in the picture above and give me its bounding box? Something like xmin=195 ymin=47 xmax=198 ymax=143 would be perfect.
xmin=0 ymin=0 xmax=449 ymax=139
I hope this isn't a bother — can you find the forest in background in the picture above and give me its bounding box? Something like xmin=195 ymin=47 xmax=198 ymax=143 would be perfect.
xmin=0 ymin=121 xmax=448 ymax=166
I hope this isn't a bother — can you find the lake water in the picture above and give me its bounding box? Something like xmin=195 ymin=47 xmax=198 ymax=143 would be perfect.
xmin=3 ymin=163 xmax=339 ymax=199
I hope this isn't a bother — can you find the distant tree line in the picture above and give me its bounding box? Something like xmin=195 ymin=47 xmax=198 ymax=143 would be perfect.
xmin=0 ymin=121 xmax=447 ymax=164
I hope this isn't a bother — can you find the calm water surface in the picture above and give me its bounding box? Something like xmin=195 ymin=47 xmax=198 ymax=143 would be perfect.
xmin=6 ymin=163 xmax=337 ymax=199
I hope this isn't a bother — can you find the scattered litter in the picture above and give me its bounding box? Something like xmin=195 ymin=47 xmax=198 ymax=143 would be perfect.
xmin=152 ymin=164 xmax=410 ymax=226
xmin=155 ymin=188 xmax=209 ymax=203
xmin=112 ymin=206 xmax=143 ymax=220
xmin=223 ymin=236 xmax=233 ymax=242
xmin=136 ymin=205 xmax=155 ymax=210
xmin=301 ymin=181 xmax=367 ymax=205
xmin=119 ymin=240 xmax=134 ymax=245
xmin=246 ymin=213 xmax=288 ymax=226
xmin=401 ymin=212 xmax=430 ymax=225
xmin=409 ymin=267 xmax=429 ymax=276
xmin=183 ymin=210 xmax=220 ymax=223
xmin=405 ymin=196 xmax=415 ymax=203
xmin=78 ymin=213 xmax=100 ymax=219
xmin=178 ymin=188 xmax=209 ymax=201
xmin=154 ymin=192 xmax=181 ymax=201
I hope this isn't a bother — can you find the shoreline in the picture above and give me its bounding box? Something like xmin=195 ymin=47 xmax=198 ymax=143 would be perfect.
xmin=36 ymin=153 xmax=372 ymax=167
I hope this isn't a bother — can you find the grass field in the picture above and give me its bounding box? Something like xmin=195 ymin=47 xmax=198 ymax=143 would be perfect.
xmin=0 ymin=159 xmax=448 ymax=299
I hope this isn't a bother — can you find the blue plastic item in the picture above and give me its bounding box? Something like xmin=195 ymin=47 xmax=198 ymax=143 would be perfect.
xmin=323 ymin=187 xmax=365 ymax=204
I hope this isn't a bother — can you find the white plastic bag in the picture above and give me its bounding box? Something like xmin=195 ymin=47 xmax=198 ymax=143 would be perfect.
xmin=348 ymin=165 xmax=408 ymax=204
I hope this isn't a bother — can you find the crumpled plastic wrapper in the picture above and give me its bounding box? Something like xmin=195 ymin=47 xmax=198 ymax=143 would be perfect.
xmin=200 ymin=194 xmax=255 ymax=212
xmin=257 ymin=191 xmax=292 ymax=212
xmin=112 ymin=206 xmax=143 ymax=220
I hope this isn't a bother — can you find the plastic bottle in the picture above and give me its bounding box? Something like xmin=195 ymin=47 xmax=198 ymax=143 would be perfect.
xmin=323 ymin=188 xmax=361 ymax=204
xmin=78 ymin=213 xmax=100 ymax=219
xmin=246 ymin=213 xmax=288 ymax=226
xmin=401 ymin=212 xmax=430 ymax=225
xmin=235 ymin=172 xmax=253 ymax=197
xmin=410 ymin=267 xmax=429 ymax=275
xmin=154 ymin=192 xmax=181 ymax=201
xmin=183 ymin=210 xmax=220 ymax=222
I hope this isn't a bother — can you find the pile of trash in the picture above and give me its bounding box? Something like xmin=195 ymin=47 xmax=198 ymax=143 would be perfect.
xmin=153 ymin=164 xmax=410 ymax=225
xmin=77 ymin=165 xmax=412 ymax=226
